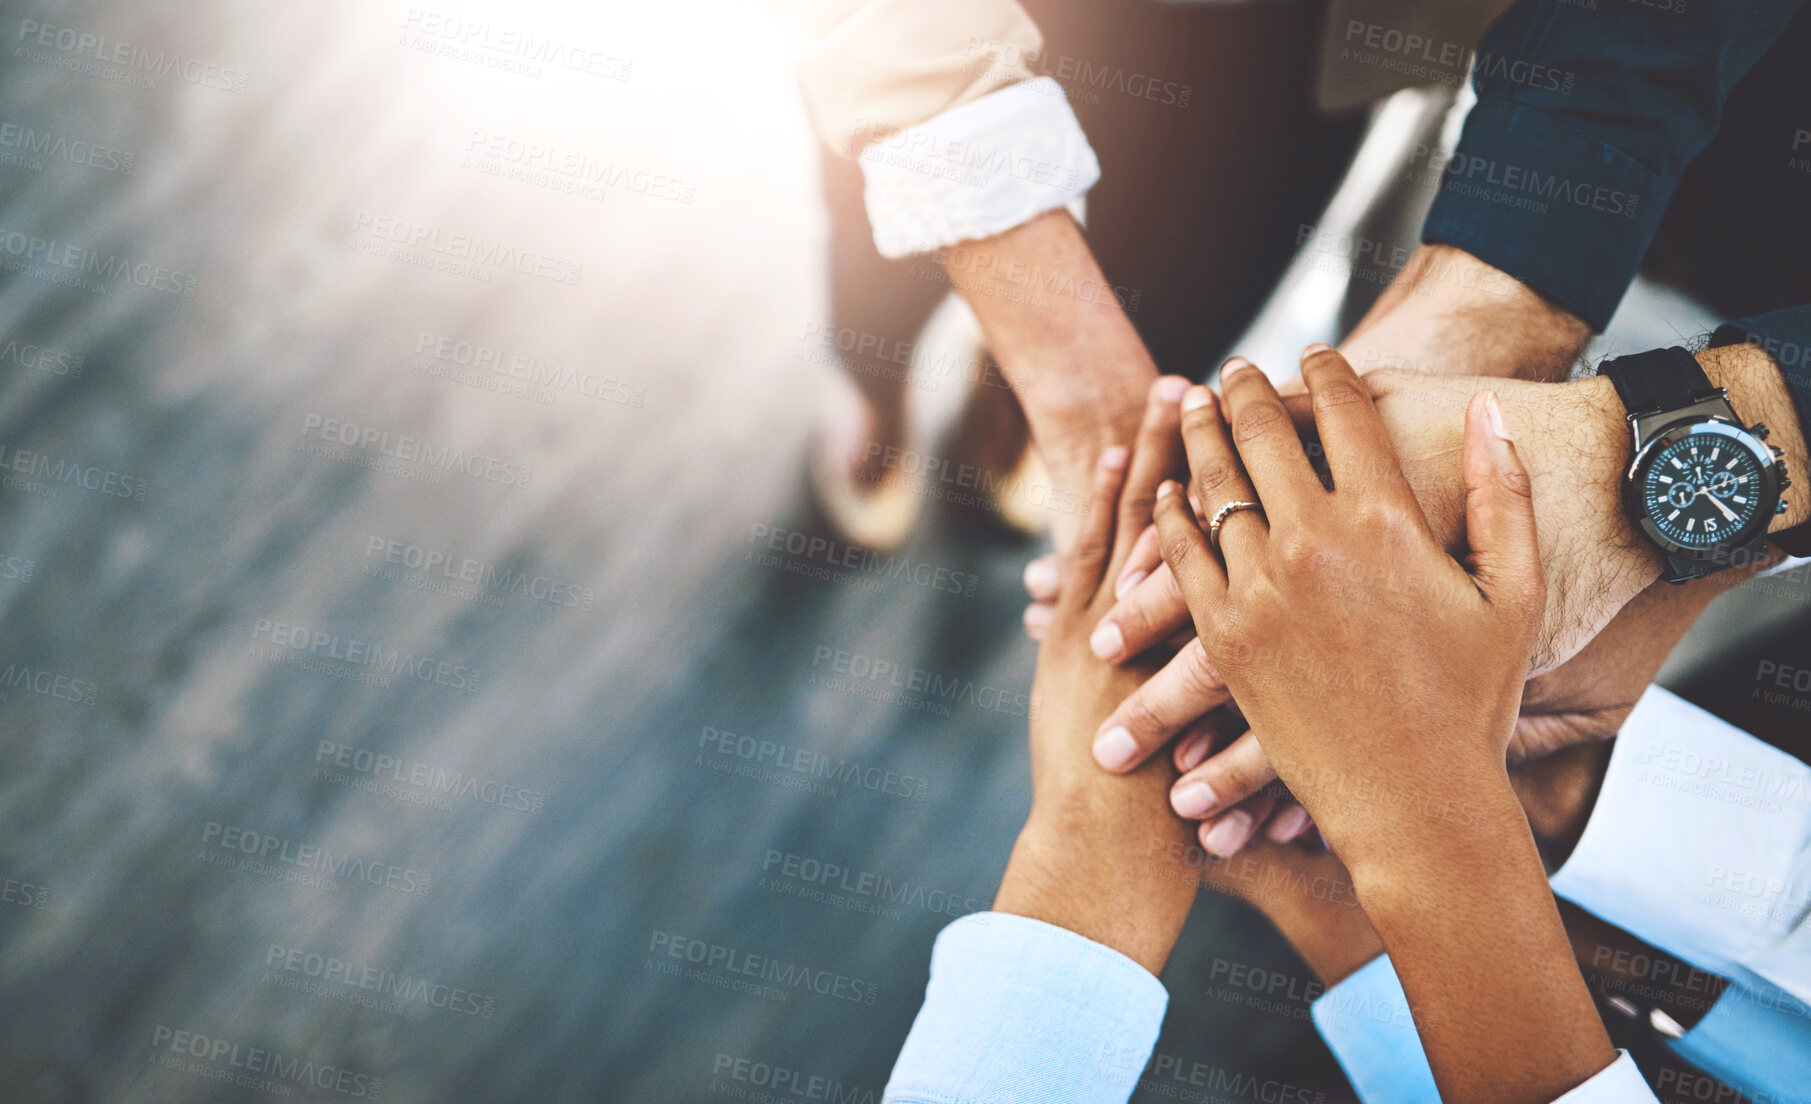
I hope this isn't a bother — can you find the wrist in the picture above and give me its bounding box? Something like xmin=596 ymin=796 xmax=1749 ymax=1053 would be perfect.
xmin=1328 ymin=763 xmax=1531 ymax=901
xmin=1697 ymin=342 xmax=1811 ymax=531
xmin=997 ymin=796 xmax=1197 ymax=976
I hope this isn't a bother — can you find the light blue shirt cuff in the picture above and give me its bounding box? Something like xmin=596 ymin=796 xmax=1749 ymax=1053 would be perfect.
xmin=1309 ymin=956 xmax=1439 ymax=1104
xmin=1313 ymin=958 xmax=1659 ymax=1103
xmin=883 ymin=912 xmax=1167 ymax=1104
xmin=1668 ymin=980 xmax=1811 ymax=1104
xmin=1553 ymin=1052 xmax=1657 ymax=1102
xmin=1550 ymin=685 xmax=1811 ymax=996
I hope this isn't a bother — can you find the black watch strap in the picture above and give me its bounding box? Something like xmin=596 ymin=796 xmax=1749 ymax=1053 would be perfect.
xmin=1600 ymin=346 xmax=1721 ymax=416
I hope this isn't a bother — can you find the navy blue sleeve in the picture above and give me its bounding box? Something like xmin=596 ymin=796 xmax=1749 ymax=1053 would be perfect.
xmin=1421 ymin=0 xmax=1808 ymax=330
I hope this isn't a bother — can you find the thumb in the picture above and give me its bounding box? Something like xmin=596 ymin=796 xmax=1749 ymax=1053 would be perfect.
xmin=1463 ymin=391 xmax=1543 ymax=611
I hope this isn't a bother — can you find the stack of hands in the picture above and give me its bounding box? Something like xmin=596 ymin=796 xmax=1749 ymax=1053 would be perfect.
xmin=988 ymin=344 xmax=1771 ymax=1103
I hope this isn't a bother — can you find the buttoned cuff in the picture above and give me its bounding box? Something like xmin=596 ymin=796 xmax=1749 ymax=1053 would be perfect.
xmin=858 ymin=78 xmax=1099 ymax=259
xmin=883 ymin=912 xmax=1167 ymax=1104
xmin=1421 ymin=98 xmax=1672 ymax=331
xmin=1668 ymin=980 xmax=1811 ymax=1104
xmin=1550 ymin=687 xmax=1811 ymax=983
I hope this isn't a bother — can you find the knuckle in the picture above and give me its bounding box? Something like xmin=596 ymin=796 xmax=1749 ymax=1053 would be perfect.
xmin=1231 ymin=402 xmax=1288 ymax=446
xmin=1160 ymin=531 xmax=1199 ymax=574
xmin=1311 ymin=378 xmax=1368 ymax=413
xmin=1193 ymin=458 xmax=1238 ymax=499
xmin=1171 ymin=640 xmax=1224 ymax=699
xmin=1497 ymin=464 xmax=1534 ymax=499
xmin=1273 ymin=531 xmax=1324 ymax=577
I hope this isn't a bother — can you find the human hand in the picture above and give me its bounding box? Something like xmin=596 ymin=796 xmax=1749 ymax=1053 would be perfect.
xmin=993 ymin=375 xmax=1200 ymax=975
xmin=1152 ymin=348 xmax=1543 ymax=858
xmin=1158 ymin=354 xmax=1625 ymax=1099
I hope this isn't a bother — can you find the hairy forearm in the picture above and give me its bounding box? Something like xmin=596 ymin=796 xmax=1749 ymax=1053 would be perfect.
xmin=1699 ymin=342 xmax=1811 ymax=530
xmin=1348 ymin=780 xmax=1616 ymax=1104
xmin=1340 ymin=245 xmax=1593 ymax=384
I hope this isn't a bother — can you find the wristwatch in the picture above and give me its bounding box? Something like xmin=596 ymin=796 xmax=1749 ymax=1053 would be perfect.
xmin=1601 ymin=346 xmax=1790 ymax=583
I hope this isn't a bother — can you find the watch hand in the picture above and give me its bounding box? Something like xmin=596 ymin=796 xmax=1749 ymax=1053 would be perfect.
xmin=1700 ymin=486 xmax=1740 ymax=522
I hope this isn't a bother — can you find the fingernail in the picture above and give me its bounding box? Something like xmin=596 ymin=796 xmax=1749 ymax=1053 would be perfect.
xmin=1220 ymin=357 xmax=1252 ymax=377
xmin=1023 ymin=556 xmax=1058 ymax=597
xmin=1266 ymin=805 xmax=1310 ymax=843
xmin=1182 ymin=385 xmax=1214 ymax=413
xmin=1156 ymin=481 xmax=1176 ymax=499
xmin=1092 ymin=726 xmax=1138 ymax=771
xmin=1303 ymin=342 xmax=1334 ymax=356
xmin=1088 ymin=621 xmax=1124 ymax=660
xmin=1171 ymin=780 xmax=1218 ymax=817
xmin=1484 ymin=392 xmax=1509 ymax=441
xmin=1156 ymin=376 xmax=1188 ymax=402
xmin=1115 ymin=568 xmax=1147 ymax=599
xmin=1203 ymin=811 xmax=1254 ymax=857
xmin=1176 ymin=731 xmax=1212 ymax=772
xmin=1101 ymin=446 xmax=1128 ymax=470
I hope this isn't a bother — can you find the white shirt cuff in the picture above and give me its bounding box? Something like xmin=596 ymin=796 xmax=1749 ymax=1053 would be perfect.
xmin=883 ymin=912 xmax=1166 ymax=1104
xmin=1550 ymin=686 xmax=1811 ymax=999
xmin=858 ymin=77 xmax=1100 ymax=259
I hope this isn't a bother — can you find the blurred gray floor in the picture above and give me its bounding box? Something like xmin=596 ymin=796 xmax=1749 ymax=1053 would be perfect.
xmin=0 ymin=2 xmax=1346 ymax=1101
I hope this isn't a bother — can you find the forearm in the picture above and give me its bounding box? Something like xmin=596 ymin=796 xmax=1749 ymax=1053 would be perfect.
xmin=1698 ymin=342 xmax=1811 ymax=530
xmin=941 ymin=211 xmax=1156 ymax=457
xmin=1345 ymin=778 xmax=1616 ymax=1104
xmin=996 ymin=770 xmax=1198 ymax=976
xmin=1339 ymin=245 xmax=1592 ymax=384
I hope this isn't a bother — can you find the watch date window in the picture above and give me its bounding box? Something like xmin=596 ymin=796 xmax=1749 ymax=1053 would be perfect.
xmin=1642 ymin=435 xmax=1762 ymax=548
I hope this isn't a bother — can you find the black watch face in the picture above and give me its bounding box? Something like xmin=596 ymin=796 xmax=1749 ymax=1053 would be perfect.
xmin=1639 ymin=432 xmax=1766 ymax=550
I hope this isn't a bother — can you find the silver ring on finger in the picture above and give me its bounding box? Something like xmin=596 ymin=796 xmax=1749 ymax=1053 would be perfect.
xmin=1208 ymin=500 xmax=1264 ymax=554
